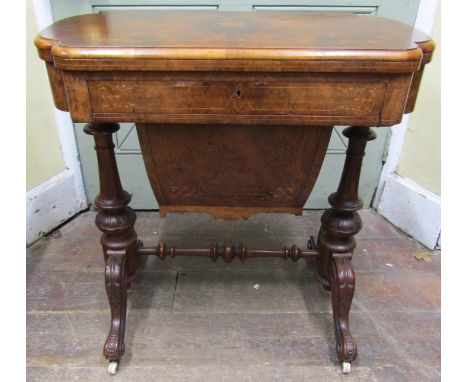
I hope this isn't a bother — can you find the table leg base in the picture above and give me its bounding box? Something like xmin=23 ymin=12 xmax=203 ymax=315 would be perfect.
xmin=103 ymin=249 xmax=127 ymax=362
xmin=89 ymin=123 xmax=371 ymax=372
xmin=99 ymin=234 xmax=358 ymax=372
xmin=128 ymin=236 xmax=357 ymax=369
xmin=331 ymin=254 xmax=357 ymax=363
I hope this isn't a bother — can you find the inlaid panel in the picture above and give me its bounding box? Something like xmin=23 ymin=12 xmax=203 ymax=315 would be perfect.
xmin=88 ymin=80 xmax=236 ymax=114
xmin=136 ymin=123 xmax=333 ymax=218
xmin=241 ymin=81 xmax=386 ymax=116
xmin=86 ymin=78 xmax=388 ymax=120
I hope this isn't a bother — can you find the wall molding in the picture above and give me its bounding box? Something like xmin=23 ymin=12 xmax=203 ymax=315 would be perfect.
xmin=373 ymin=114 xmax=411 ymax=206
xmin=377 ymin=173 xmax=441 ymax=249
xmin=53 ymin=109 xmax=87 ymax=205
xmin=26 ymin=170 xmax=87 ymax=246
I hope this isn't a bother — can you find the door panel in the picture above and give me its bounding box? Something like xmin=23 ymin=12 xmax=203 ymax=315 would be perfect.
xmin=253 ymin=6 xmax=377 ymax=14
xmin=93 ymin=6 xmax=219 ymax=11
xmin=51 ymin=0 xmax=419 ymax=209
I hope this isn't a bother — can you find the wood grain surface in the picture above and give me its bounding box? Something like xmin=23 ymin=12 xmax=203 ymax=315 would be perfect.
xmin=137 ymin=123 xmax=332 ymax=219
xmin=35 ymin=11 xmax=433 ymax=72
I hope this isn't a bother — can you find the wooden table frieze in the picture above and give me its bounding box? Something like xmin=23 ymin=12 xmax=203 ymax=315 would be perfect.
xmin=34 ymin=11 xmax=434 ymax=375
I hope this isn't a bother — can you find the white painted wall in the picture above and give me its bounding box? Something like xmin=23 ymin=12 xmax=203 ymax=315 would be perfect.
xmin=26 ymin=0 xmax=87 ymax=245
xmin=26 ymin=0 xmax=64 ymax=191
xmin=374 ymin=0 xmax=441 ymax=249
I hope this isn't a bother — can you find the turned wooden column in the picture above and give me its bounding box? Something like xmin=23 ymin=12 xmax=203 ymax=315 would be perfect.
xmin=84 ymin=122 xmax=138 ymax=362
xmin=316 ymin=126 xmax=376 ymax=362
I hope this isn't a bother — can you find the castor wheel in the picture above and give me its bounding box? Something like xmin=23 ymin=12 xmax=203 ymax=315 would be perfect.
xmin=108 ymin=361 xmax=119 ymax=375
xmin=341 ymin=361 xmax=351 ymax=374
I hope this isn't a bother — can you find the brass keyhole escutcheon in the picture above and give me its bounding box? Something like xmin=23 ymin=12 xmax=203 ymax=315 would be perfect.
xmin=235 ymin=90 xmax=241 ymax=99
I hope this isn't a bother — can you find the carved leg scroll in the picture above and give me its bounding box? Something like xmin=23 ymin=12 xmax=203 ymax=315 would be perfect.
xmin=103 ymin=249 xmax=127 ymax=361
xmin=316 ymin=126 xmax=376 ymax=370
xmin=84 ymin=123 xmax=139 ymax=367
xmin=331 ymin=254 xmax=357 ymax=363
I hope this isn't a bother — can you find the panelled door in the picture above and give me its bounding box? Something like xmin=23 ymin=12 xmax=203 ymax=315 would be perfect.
xmin=50 ymin=0 xmax=420 ymax=209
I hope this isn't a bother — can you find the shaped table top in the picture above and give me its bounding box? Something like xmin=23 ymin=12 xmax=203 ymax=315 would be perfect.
xmin=35 ymin=11 xmax=433 ymax=72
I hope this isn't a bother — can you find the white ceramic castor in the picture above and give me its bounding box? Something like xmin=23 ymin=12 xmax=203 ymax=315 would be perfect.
xmin=342 ymin=362 xmax=351 ymax=374
xmin=108 ymin=361 xmax=119 ymax=375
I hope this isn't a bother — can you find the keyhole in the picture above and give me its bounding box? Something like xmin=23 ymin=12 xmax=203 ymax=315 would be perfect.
xmin=236 ymin=90 xmax=241 ymax=99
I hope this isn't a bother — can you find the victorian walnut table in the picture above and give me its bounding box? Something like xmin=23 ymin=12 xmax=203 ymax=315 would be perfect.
xmin=34 ymin=11 xmax=434 ymax=375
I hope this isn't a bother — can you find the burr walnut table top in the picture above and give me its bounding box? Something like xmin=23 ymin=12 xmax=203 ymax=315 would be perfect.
xmin=35 ymin=11 xmax=433 ymax=72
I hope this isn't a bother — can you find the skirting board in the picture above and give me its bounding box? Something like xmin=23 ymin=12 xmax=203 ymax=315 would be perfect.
xmin=26 ymin=170 xmax=87 ymax=246
xmin=377 ymin=173 xmax=441 ymax=249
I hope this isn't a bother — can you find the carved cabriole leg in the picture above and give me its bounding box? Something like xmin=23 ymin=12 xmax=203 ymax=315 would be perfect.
xmin=316 ymin=126 xmax=376 ymax=364
xmin=330 ymin=253 xmax=356 ymax=364
xmin=104 ymin=249 xmax=127 ymax=360
xmin=84 ymin=123 xmax=138 ymax=362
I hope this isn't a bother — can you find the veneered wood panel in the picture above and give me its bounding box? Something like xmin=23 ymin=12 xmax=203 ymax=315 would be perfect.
xmin=62 ymin=71 xmax=92 ymax=121
xmin=45 ymin=62 xmax=68 ymax=111
xmin=88 ymin=79 xmax=387 ymax=117
xmin=241 ymin=81 xmax=386 ymax=116
xmin=137 ymin=123 xmax=332 ymax=218
xmin=405 ymin=69 xmax=424 ymax=114
xmin=64 ymin=70 xmax=411 ymax=126
xmin=35 ymin=11 xmax=428 ymax=69
xmin=380 ymin=74 xmax=413 ymax=125
xmin=88 ymin=80 xmax=236 ymax=113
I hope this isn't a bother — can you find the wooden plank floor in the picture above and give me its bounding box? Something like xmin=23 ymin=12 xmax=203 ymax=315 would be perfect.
xmin=26 ymin=210 xmax=440 ymax=381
